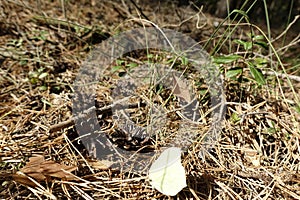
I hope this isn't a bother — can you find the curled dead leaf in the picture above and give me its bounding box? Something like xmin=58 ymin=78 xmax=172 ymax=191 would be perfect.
xmin=172 ymin=73 xmax=192 ymax=103
xmin=13 ymin=155 xmax=77 ymax=187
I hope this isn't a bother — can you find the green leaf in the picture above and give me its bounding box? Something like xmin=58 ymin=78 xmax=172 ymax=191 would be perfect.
xmin=116 ymin=59 xmax=124 ymax=66
xmin=253 ymin=57 xmax=268 ymax=68
xmin=39 ymin=85 xmax=48 ymax=91
xmin=111 ymin=65 xmax=123 ymax=72
xmin=254 ymin=41 xmax=268 ymax=50
xmin=295 ymin=103 xmax=300 ymax=114
xmin=253 ymin=35 xmax=265 ymax=41
xmin=29 ymin=71 xmax=38 ymax=78
xmin=180 ymin=56 xmax=189 ymax=65
xmin=38 ymin=72 xmax=48 ymax=79
xmin=126 ymin=62 xmax=138 ymax=68
xmin=213 ymin=55 xmax=242 ymax=64
xmin=29 ymin=78 xmax=38 ymax=84
xmin=166 ymin=58 xmax=174 ymax=64
xmin=267 ymin=127 xmax=276 ymax=134
xmin=226 ymin=68 xmax=243 ymax=79
xmin=253 ymin=57 xmax=268 ymax=65
xmin=248 ymin=63 xmax=266 ymax=85
xmin=230 ymin=112 xmax=240 ymax=123
xmin=19 ymin=59 xmax=28 ymax=66
xmin=147 ymin=54 xmax=154 ymax=59
xmin=234 ymin=39 xmax=252 ymax=50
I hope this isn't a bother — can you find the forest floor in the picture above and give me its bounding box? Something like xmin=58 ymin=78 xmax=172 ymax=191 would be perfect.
xmin=0 ymin=0 xmax=299 ymax=199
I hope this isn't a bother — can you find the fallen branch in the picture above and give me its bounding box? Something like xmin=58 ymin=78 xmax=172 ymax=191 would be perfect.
xmin=263 ymin=71 xmax=300 ymax=82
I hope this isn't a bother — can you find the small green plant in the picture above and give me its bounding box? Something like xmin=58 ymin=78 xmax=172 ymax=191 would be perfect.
xmin=233 ymin=34 xmax=268 ymax=52
xmin=230 ymin=112 xmax=241 ymax=124
xmin=31 ymin=30 xmax=49 ymax=41
xmin=225 ymin=67 xmax=243 ymax=80
xmin=27 ymin=68 xmax=48 ymax=90
xmin=213 ymin=46 xmax=267 ymax=86
xmin=111 ymin=59 xmax=138 ymax=73
xmin=246 ymin=61 xmax=266 ymax=86
xmin=213 ymin=54 xmax=243 ymax=81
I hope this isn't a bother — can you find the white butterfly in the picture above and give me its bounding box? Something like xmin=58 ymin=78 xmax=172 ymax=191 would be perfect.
xmin=148 ymin=147 xmax=187 ymax=196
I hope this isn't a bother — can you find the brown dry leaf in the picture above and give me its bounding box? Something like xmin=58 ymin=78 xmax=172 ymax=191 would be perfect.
xmin=17 ymin=155 xmax=47 ymax=182
xmin=172 ymin=74 xmax=191 ymax=102
xmin=12 ymin=172 xmax=39 ymax=187
xmin=13 ymin=155 xmax=77 ymax=187
xmin=87 ymin=159 xmax=113 ymax=170
xmin=40 ymin=160 xmax=77 ymax=179
xmin=242 ymin=147 xmax=261 ymax=167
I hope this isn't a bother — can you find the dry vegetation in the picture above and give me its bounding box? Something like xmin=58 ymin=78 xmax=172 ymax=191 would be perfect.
xmin=0 ymin=0 xmax=299 ymax=199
